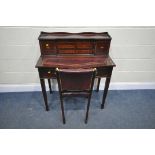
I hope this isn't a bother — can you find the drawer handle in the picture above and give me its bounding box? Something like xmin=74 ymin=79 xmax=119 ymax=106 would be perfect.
xmin=46 ymin=44 xmax=49 ymax=48
xmin=100 ymin=46 xmax=104 ymax=49
xmin=48 ymin=71 xmax=51 ymax=74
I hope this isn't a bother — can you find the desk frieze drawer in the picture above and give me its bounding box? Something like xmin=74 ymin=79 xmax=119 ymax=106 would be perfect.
xmin=39 ymin=68 xmax=56 ymax=78
xmin=96 ymin=67 xmax=112 ymax=77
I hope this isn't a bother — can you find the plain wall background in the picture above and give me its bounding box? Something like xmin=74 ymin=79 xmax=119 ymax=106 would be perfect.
xmin=0 ymin=26 xmax=155 ymax=87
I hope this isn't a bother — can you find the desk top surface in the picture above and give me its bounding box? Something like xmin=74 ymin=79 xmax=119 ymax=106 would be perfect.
xmin=36 ymin=55 xmax=116 ymax=68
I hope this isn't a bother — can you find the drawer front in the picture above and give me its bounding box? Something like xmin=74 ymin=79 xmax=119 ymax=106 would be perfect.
xmin=58 ymin=49 xmax=76 ymax=54
xmin=95 ymin=40 xmax=110 ymax=55
xmin=57 ymin=42 xmax=75 ymax=49
xmin=76 ymin=49 xmax=93 ymax=54
xmin=76 ymin=41 xmax=93 ymax=49
xmin=96 ymin=67 xmax=112 ymax=77
xmin=40 ymin=41 xmax=56 ymax=54
xmin=39 ymin=68 xmax=56 ymax=78
xmin=58 ymin=49 xmax=93 ymax=54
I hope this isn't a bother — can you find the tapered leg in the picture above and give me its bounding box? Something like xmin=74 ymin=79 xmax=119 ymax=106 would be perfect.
xmin=85 ymin=95 xmax=91 ymax=124
xmin=40 ymin=79 xmax=49 ymax=111
xmin=96 ymin=77 xmax=101 ymax=92
xmin=60 ymin=95 xmax=66 ymax=124
xmin=101 ymin=77 xmax=111 ymax=109
xmin=48 ymin=79 xmax=52 ymax=94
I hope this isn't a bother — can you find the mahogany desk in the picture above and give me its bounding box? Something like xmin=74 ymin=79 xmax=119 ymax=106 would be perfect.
xmin=35 ymin=32 xmax=116 ymax=111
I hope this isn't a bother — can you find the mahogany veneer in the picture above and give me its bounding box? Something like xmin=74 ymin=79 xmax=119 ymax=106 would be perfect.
xmin=35 ymin=32 xmax=116 ymax=111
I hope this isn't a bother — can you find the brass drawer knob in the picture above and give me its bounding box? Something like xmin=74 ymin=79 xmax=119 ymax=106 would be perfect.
xmin=100 ymin=46 xmax=104 ymax=49
xmin=48 ymin=71 xmax=51 ymax=74
xmin=46 ymin=44 xmax=49 ymax=48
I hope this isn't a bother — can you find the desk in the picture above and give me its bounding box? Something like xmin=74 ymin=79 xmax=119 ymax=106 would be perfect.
xmin=35 ymin=32 xmax=116 ymax=111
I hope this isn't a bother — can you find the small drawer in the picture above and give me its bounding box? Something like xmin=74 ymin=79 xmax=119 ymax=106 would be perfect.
xmin=39 ymin=69 xmax=56 ymax=78
xmin=76 ymin=49 xmax=93 ymax=54
xmin=76 ymin=41 xmax=93 ymax=49
xmin=95 ymin=41 xmax=110 ymax=55
xmin=43 ymin=50 xmax=57 ymax=55
xmin=40 ymin=41 xmax=55 ymax=50
xmin=57 ymin=42 xmax=75 ymax=49
xmin=96 ymin=67 xmax=111 ymax=77
xmin=58 ymin=49 xmax=76 ymax=54
xmin=40 ymin=41 xmax=56 ymax=54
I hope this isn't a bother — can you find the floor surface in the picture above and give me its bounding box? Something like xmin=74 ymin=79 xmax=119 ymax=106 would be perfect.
xmin=0 ymin=90 xmax=155 ymax=129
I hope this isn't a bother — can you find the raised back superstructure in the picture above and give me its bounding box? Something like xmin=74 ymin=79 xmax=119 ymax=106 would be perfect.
xmin=38 ymin=32 xmax=112 ymax=55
